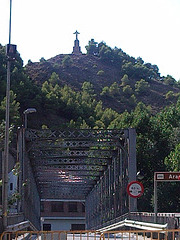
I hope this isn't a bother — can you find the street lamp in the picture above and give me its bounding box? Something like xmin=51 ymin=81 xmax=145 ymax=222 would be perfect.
xmin=137 ymin=170 xmax=144 ymax=181
xmin=23 ymin=108 xmax=37 ymax=128
xmin=2 ymin=0 xmax=17 ymax=231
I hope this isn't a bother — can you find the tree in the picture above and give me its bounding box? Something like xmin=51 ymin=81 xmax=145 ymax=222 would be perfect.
xmin=94 ymin=101 xmax=103 ymax=119
xmin=0 ymin=90 xmax=20 ymax=125
xmin=135 ymin=79 xmax=150 ymax=94
xmin=163 ymin=75 xmax=176 ymax=86
xmin=97 ymin=70 xmax=104 ymax=76
xmin=27 ymin=59 xmax=33 ymax=65
xmin=165 ymin=91 xmax=174 ymax=100
xmin=0 ymin=45 xmax=8 ymax=101
xmin=100 ymin=86 xmax=110 ymax=97
xmin=80 ymin=120 xmax=90 ymax=129
xmin=85 ymin=39 xmax=98 ymax=56
xmin=94 ymin=120 xmax=105 ymax=129
xmin=122 ymin=61 xmax=157 ymax=81
xmin=99 ymin=45 xmax=113 ymax=62
xmin=129 ymin=94 xmax=137 ymax=106
xmin=121 ymin=74 xmax=130 ymax=86
xmin=0 ymin=120 xmax=14 ymax=150
xmin=49 ymin=72 xmax=60 ymax=86
xmin=122 ymin=85 xmax=133 ymax=96
xmin=82 ymin=82 xmax=95 ymax=96
xmin=100 ymin=108 xmax=118 ymax=128
xmin=165 ymin=143 xmax=180 ymax=171
xmin=39 ymin=57 xmax=46 ymax=63
xmin=136 ymin=57 xmax=144 ymax=64
xmin=41 ymin=81 xmax=64 ymax=113
xmin=109 ymin=82 xmax=120 ymax=96
xmin=108 ymin=110 xmax=132 ymax=129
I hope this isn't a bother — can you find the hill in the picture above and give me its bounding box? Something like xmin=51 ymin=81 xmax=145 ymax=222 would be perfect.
xmin=25 ymin=51 xmax=179 ymax=115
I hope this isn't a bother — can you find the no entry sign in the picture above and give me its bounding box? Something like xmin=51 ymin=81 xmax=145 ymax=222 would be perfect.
xmin=127 ymin=181 xmax=144 ymax=198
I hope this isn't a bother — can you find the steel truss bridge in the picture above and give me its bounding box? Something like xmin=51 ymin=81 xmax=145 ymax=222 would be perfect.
xmin=4 ymin=128 xmax=137 ymax=231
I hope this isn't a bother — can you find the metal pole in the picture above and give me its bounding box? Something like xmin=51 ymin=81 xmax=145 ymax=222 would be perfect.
xmin=2 ymin=59 xmax=11 ymax=231
xmin=154 ymin=174 xmax=157 ymax=223
xmin=128 ymin=128 xmax=137 ymax=212
xmin=24 ymin=113 xmax=27 ymax=129
xmin=9 ymin=0 xmax=12 ymax=44
xmin=2 ymin=0 xmax=12 ymax=231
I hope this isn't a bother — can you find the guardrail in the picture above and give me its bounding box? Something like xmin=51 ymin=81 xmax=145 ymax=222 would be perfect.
xmin=0 ymin=230 xmax=180 ymax=240
xmin=95 ymin=212 xmax=178 ymax=230
xmin=98 ymin=219 xmax=168 ymax=232
xmin=5 ymin=220 xmax=38 ymax=232
xmin=0 ymin=213 xmax=25 ymax=233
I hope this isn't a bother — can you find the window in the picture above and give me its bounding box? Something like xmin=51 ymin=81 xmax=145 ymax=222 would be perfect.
xmin=68 ymin=202 xmax=77 ymax=212
xmin=43 ymin=224 xmax=51 ymax=231
xmin=82 ymin=204 xmax=85 ymax=212
xmin=10 ymin=183 xmax=13 ymax=191
xmin=40 ymin=202 xmax=44 ymax=212
xmin=71 ymin=224 xmax=85 ymax=230
xmin=51 ymin=202 xmax=64 ymax=212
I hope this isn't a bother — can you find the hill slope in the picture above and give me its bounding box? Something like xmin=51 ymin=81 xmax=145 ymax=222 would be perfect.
xmin=26 ymin=53 xmax=179 ymax=114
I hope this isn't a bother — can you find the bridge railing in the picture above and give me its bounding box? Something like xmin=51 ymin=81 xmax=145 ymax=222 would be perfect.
xmin=95 ymin=212 xmax=178 ymax=231
xmin=0 ymin=214 xmax=38 ymax=234
xmin=129 ymin=212 xmax=178 ymax=229
xmin=0 ymin=213 xmax=25 ymax=233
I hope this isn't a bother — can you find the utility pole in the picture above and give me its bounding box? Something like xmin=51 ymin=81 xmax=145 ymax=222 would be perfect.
xmin=2 ymin=0 xmax=17 ymax=231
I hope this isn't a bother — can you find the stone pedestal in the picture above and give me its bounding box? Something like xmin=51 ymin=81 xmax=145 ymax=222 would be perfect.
xmin=73 ymin=39 xmax=82 ymax=55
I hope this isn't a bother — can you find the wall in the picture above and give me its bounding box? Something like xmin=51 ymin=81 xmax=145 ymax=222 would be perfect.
xmin=41 ymin=217 xmax=85 ymax=231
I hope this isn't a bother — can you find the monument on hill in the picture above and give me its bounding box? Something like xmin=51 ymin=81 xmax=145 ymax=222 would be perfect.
xmin=72 ymin=30 xmax=82 ymax=55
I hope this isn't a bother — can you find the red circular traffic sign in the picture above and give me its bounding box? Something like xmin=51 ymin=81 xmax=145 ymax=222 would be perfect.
xmin=127 ymin=181 xmax=144 ymax=198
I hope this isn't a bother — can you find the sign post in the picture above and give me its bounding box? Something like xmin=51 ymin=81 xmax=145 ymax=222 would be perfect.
xmin=154 ymin=172 xmax=180 ymax=223
xmin=154 ymin=175 xmax=158 ymax=223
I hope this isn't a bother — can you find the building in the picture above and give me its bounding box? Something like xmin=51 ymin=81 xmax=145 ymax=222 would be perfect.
xmin=41 ymin=200 xmax=85 ymax=231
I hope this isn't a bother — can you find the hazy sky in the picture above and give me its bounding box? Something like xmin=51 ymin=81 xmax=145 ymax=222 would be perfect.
xmin=0 ymin=0 xmax=180 ymax=80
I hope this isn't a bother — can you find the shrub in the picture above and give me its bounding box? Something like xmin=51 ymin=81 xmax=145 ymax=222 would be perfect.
xmin=121 ymin=74 xmax=130 ymax=86
xmin=123 ymin=85 xmax=133 ymax=96
xmin=97 ymin=70 xmax=105 ymax=76
xmin=165 ymin=91 xmax=174 ymax=100
xmin=135 ymin=79 xmax=150 ymax=94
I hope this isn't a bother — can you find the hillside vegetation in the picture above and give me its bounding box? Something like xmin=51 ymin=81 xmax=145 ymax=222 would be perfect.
xmin=0 ymin=40 xmax=180 ymax=212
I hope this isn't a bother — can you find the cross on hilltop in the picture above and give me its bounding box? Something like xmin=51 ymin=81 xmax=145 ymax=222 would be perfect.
xmin=72 ymin=30 xmax=82 ymax=55
xmin=74 ymin=30 xmax=80 ymax=40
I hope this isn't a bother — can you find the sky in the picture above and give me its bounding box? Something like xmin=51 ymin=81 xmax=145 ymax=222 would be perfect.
xmin=0 ymin=0 xmax=180 ymax=80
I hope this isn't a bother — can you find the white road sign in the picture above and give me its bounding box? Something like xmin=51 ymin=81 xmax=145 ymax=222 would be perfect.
xmin=127 ymin=181 xmax=144 ymax=198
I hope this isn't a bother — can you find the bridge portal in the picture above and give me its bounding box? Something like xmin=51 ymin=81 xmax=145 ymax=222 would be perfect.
xmin=17 ymin=128 xmax=136 ymax=230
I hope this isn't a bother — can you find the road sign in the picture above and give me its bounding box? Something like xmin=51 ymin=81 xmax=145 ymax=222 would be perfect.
xmin=127 ymin=181 xmax=144 ymax=198
xmin=154 ymin=172 xmax=180 ymax=222
xmin=155 ymin=172 xmax=180 ymax=181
